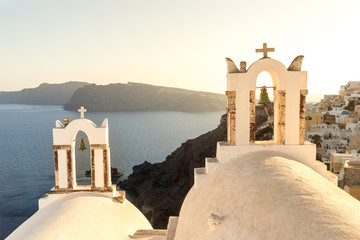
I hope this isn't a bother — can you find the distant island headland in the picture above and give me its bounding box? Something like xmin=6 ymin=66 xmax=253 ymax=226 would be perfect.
xmin=0 ymin=81 xmax=226 ymax=112
xmin=0 ymin=81 xmax=89 ymax=105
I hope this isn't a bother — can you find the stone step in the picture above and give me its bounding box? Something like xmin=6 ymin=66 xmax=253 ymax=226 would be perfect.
xmin=313 ymin=161 xmax=338 ymax=185
xmin=129 ymin=229 xmax=167 ymax=239
xmin=205 ymin=158 xmax=220 ymax=174
xmin=315 ymin=160 xmax=328 ymax=174
xmin=194 ymin=167 xmax=206 ymax=188
xmin=166 ymin=216 xmax=179 ymax=240
xmin=113 ymin=190 xmax=126 ymax=203
xmin=326 ymin=171 xmax=338 ymax=185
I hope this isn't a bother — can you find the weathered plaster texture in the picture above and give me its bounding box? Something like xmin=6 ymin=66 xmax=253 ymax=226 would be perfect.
xmin=249 ymin=90 xmax=255 ymax=143
xmin=226 ymin=91 xmax=236 ymax=144
xmin=278 ymin=90 xmax=286 ymax=144
xmin=299 ymin=89 xmax=308 ymax=144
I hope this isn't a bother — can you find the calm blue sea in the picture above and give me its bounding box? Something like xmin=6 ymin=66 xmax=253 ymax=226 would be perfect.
xmin=0 ymin=104 xmax=224 ymax=239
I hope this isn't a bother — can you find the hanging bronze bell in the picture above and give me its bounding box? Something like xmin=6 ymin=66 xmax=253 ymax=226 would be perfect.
xmin=257 ymin=86 xmax=271 ymax=105
xmin=78 ymin=138 xmax=87 ymax=152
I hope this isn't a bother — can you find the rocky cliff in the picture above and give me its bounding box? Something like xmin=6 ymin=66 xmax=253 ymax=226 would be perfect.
xmin=0 ymin=81 xmax=89 ymax=105
xmin=119 ymin=114 xmax=227 ymax=228
xmin=64 ymin=82 xmax=226 ymax=112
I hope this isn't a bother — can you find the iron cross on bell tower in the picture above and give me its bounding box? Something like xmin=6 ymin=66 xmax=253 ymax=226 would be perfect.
xmin=256 ymin=43 xmax=275 ymax=58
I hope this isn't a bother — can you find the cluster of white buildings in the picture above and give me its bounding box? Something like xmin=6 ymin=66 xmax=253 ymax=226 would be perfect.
xmin=305 ymin=82 xmax=360 ymax=187
xmin=306 ymin=82 xmax=360 ymax=152
xmin=306 ymin=121 xmax=360 ymax=153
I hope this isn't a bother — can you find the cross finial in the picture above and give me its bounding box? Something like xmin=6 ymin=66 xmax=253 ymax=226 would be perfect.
xmin=78 ymin=106 xmax=87 ymax=119
xmin=256 ymin=43 xmax=275 ymax=58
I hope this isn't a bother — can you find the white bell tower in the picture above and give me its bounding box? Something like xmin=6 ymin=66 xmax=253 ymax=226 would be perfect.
xmin=52 ymin=106 xmax=112 ymax=191
xmin=216 ymin=44 xmax=336 ymax=184
xmin=37 ymin=106 xmax=125 ymax=210
xmin=226 ymin=43 xmax=308 ymax=145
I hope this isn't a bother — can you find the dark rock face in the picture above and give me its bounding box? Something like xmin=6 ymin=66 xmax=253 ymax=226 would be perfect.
xmin=64 ymin=82 xmax=226 ymax=112
xmin=255 ymin=104 xmax=274 ymax=141
xmin=119 ymin=114 xmax=227 ymax=228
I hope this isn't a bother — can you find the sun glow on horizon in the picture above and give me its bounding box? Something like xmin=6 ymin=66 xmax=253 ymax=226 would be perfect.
xmin=0 ymin=0 xmax=359 ymax=99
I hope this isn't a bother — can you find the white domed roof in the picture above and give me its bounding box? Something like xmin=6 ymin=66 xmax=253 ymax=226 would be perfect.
xmin=8 ymin=192 xmax=152 ymax=240
xmin=175 ymin=153 xmax=360 ymax=240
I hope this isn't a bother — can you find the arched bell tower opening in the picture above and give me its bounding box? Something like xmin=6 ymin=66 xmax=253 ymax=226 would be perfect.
xmin=254 ymin=71 xmax=275 ymax=141
xmin=73 ymin=130 xmax=91 ymax=186
xmin=249 ymin=68 xmax=282 ymax=144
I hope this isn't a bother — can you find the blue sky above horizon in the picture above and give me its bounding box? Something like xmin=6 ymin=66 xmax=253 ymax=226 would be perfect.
xmin=0 ymin=0 xmax=359 ymax=101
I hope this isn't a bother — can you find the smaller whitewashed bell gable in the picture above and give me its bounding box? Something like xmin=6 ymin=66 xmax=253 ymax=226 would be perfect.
xmin=52 ymin=107 xmax=111 ymax=191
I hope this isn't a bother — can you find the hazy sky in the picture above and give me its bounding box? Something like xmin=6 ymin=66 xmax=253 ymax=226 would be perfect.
xmin=0 ymin=0 xmax=359 ymax=99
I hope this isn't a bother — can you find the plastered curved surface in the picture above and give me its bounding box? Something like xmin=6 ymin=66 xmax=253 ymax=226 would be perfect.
xmin=8 ymin=192 xmax=152 ymax=240
xmin=175 ymin=154 xmax=360 ymax=240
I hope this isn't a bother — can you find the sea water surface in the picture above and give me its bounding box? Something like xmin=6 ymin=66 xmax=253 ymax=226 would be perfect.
xmin=0 ymin=104 xmax=224 ymax=239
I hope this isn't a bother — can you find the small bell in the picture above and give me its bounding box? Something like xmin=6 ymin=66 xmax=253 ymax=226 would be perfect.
xmin=257 ymin=86 xmax=271 ymax=105
xmin=78 ymin=138 xmax=87 ymax=152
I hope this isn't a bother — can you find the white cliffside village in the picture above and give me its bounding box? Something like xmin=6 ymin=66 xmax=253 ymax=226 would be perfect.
xmin=8 ymin=45 xmax=360 ymax=240
xmin=305 ymin=81 xmax=360 ymax=199
xmin=306 ymin=82 xmax=360 ymax=155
